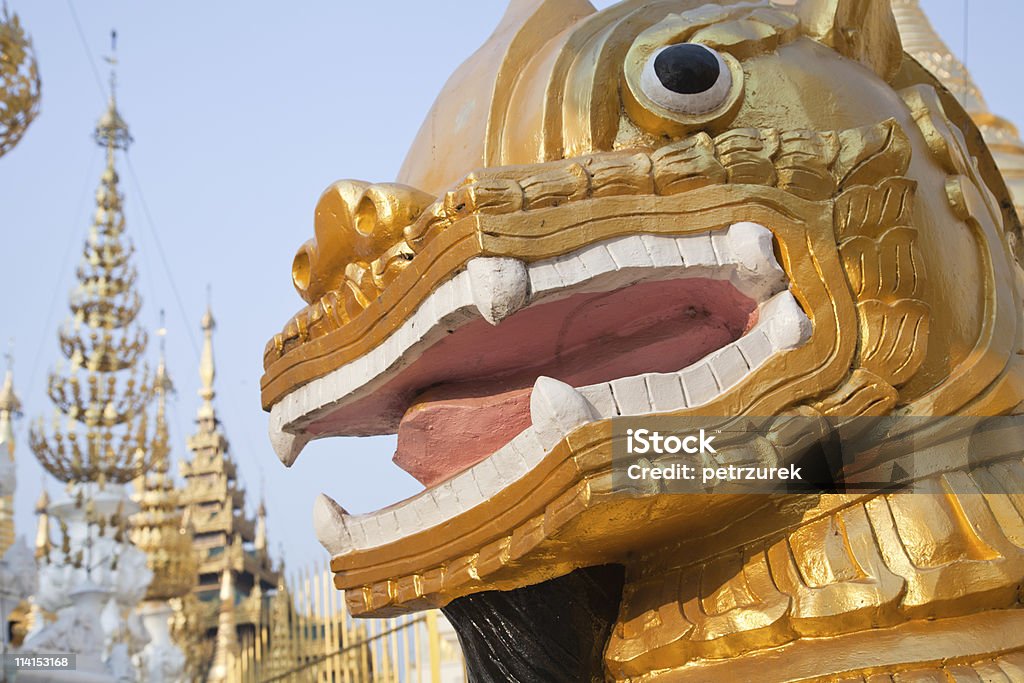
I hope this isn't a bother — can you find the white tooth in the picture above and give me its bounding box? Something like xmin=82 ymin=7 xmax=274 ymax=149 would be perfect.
xmin=678 ymin=232 xmax=717 ymax=268
xmin=428 ymin=277 xmax=454 ymax=326
xmin=362 ymin=516 xmax=387 ymax=547
xmin=576 ymin=242 xmax=617 ymax=278
xmin=431 ymin=480 xmax=464 ymax=514
xmin=645 ymin=373 xmax=687 ymax=412
xmin=606 ymin=235 xmax=654 ymax=269
xmin=610 ymin=375 xmax=652 ymax=416
xmin=345 ymin=517 xmax=369 ymax=548
xmin=270 ymin=429 xmax=310 ymax=467
xmin=640 ymin=234 xmax=683 ymax=267
xmin=268 ymin=411 xmax=311 ymax=467
xmin=446 ymin=473 xmax=483 ymax=510
xmin=411 ymin=492 xmax=444 ymax=527
xmin=727 ymin=221 xmax=786 ymax=283
xmin=394 ymin=499 xmax=423 ymax=535
xmin=580 ymin=382 xmax=618 ymax=417
xmin=760 ymin=290 xmax=812 ymax=350
xmin=512 ymin=427 xmax=547 ymax=466
xmin=552 ymin=254 xmax=592 ymax=288
xmin=493 ymin=439 xmax=531 ymax=481
xmin=707 ymin=345 xmax=750 ymax=391
xmin=735 ymin=329 xmax=773 ymax=369
xmin=376 ymin=511 xmax=401 ymax=539
xmin=680 ymin=363 xmax=720 ymax=406
xmin=467 ymin=257 xmax=530 ymax=325
xmin=528 ymin=261 xmax=564 ymax=295
xmin=530 ymin=376 xmax=598 ymax=451
xmin=471 ymin=457 xmax=506 ymax=498
xmin=313 ymin=493 xmax=353 ymax=555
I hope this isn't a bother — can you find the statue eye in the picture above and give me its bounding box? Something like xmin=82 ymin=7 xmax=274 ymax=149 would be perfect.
xmin=640 ymin=43 xmax=732 ymax=115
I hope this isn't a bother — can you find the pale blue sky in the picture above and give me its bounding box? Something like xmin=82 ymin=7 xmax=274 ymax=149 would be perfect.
xmin=2 ymin=0 xmax=1021 ymax=571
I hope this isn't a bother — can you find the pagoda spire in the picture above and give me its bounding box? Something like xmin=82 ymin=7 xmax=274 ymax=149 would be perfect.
xmin=255 ymin=497 xmax=267 ymax=553
xmin=179 ymin=304 xmax=279 ymax=662
xmin=0 ymin=347 xmax=21 ymax=455
xmin=0 ymin=347 xmax=22 ymax=554
xmin=207 ymin=568 xmax=239 ymax=682
xmin=198 ymin=304 xmax=217 ymax=424
xmin=29 ymin=41 xmax=153 ymax=486
xmin=893 ymin=0 xmax=1024 ymax=219
xmin=130 ymin=317 xmax=196 ymax=603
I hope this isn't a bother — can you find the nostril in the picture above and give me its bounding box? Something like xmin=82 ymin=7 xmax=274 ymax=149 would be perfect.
xmin=292 ymin=243 xmax=313 ymax=298
xmin=354 ymin=194 xmax=379 ymax=239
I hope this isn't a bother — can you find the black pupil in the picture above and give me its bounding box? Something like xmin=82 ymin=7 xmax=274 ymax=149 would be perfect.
xmin=653 ymin=44 xmax=721 ymax=95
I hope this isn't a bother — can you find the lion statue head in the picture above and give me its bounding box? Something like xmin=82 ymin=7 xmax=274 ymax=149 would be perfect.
xmin=262 ymin=0 xmax=1024 ymax=678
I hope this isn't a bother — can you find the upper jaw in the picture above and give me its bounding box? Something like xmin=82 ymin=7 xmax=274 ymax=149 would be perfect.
xmin=268 ymin=220 xmax=806 ymax=466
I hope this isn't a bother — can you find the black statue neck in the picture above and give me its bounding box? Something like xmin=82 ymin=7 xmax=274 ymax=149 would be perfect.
xmin=442 ymin=564 xmax=625 ymax=683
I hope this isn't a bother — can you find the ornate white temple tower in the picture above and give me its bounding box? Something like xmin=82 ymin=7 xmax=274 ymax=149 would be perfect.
xmin=24 ymin=53 xmax=155 ymax=682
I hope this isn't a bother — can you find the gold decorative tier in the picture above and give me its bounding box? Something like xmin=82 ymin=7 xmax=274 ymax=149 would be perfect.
xmin=29 ymin=86 xmax=154 ymax=485
xmin=0 ymin=5 xmax=40 ymax=157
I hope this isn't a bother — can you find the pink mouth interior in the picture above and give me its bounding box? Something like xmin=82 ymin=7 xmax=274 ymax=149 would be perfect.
xmin=307 ymin=278 xmax=758 ymax=487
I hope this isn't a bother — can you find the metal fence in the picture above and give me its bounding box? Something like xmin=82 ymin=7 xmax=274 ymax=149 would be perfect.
xmin=223 ymin=564 xmax=465 ymax=683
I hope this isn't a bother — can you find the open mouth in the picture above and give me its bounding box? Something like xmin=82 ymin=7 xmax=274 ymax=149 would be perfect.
xmin=268 ymin=221 xmax=811 ymax=556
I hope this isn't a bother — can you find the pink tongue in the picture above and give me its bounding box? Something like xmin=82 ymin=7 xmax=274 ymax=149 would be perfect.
xmin=395 ymin=386 xmax=533 ymax=487
xmin=391 ymin=278 xmax=759 ymax=487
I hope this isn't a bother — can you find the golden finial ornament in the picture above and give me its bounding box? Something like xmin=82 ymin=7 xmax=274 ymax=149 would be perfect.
xmin=198 ymin=300 xmax=217 ymax=423
xmin=254 ymin=496 xmax=267 ymax=552
xmin=0 ymin=346 xmax=21 ymax=419
xmin=33 ymin=486 xmax=50 ymax=561
xmin=0 ymin=344 xmax=21 ymax=459
xmin=0 ymin=345 xmax=20 ymax=553
xmin=30 ymin=39 xmax=154 ymax=485
xmin=0 ymin=2 xmax=40 ymax=157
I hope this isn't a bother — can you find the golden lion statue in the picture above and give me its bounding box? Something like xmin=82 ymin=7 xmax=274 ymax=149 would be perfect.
xmin=261 ymin=0 xmax=1024 ymax=679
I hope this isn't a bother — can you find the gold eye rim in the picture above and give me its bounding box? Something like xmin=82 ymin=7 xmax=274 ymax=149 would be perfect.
xmin=623 ymin=41 xmax=745 ymax=137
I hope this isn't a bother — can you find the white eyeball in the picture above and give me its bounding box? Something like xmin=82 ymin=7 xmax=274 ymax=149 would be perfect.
xmin=639 ymin=43 xmax=732 ymax=115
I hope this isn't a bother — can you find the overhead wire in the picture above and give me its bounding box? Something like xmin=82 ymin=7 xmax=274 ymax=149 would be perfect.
xmin=123 ymin=155 xmax=201 ymax=359
xmin=63 ymin=0 xmax=106 ymax=106
xmin=962 ymin=0 xmax=970 ymax=108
